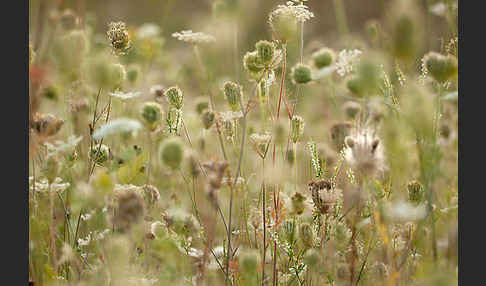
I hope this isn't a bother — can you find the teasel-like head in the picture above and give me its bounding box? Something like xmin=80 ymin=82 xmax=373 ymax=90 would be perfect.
xmin=344 ymin=127 xmax=385 ymax=177
xmin=222 ymin=81 xmax=242 ymax=111
xmin=422 ymin=52 xmax=458 ymax=83
xmin=308 ymin=179 xmax=340 ymax=215
xmin=255 ymin=40 xmax=276 ymax=66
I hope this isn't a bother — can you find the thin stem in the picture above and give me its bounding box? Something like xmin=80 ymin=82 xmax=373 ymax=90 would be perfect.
xmin=262 ymin=158 xmax=266 ymax=286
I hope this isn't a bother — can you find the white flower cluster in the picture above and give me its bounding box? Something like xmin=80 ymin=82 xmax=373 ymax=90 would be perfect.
xmin=29 ymin=177 xmax=70 ymax=194
xmin=77 ymin=229 xmax=111 ymax=247
xmin=269 ymin=1 xmax=314 ymax=25
xmin=219 ymin=110 xmax=243 ymax=122
xmin=249 ymin=132 xmax=272 ymax=145
xmin=108 ymin=91 xmax=141 ymax=100
xmin=92 ymin=118 xmax=142 ymax=140
xmin=44 ymin=135 xmax=83 ymax=158
xmin=172 ymin=30 xmax=216 ymax=44
xmin=335 ymin=49 xmax=362 ymax=77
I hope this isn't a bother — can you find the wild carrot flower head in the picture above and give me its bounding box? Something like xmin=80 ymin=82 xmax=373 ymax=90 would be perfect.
xmin=164 ymin=86 xmax=184 ymax=110
xmin=222 ymin=81 xmax=242 ymax=111
xmin=171 ymin=30 xmax=216 ymax=44
xmin=107 ymin=21 xmax=131 ymax=55
xmin=336 ymin=49 xmax=362 ymax=77
xmin=249 ymin=132 xmax=272 ymax=159
xmin=141 ymin=102 xmax=163 ymax=126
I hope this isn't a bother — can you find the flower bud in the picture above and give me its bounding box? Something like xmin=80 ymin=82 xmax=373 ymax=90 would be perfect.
xmin=311 ymin=47 xmax=335 ymax=69
xmin=255 ymin=40 xmax=275 ymax=66
xmin=291 ymin=63 xmax=312 ymax=84
xmin=223 ymin=81 xmax=242 ymax=111
xmin=164 ymin=86 xmax=184 ymax=110
xmin=291 ymin=115 xmax=305 ymax=143
xmin=160 ymin=137 xmax=184 ymax=170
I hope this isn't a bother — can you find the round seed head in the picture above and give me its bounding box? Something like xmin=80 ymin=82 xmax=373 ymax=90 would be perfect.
xmin=311 ymin=47 xmax=335 ymax=69
xmin=222 ymin=81 xmax=242 ymax=111
xmin=291 ymin=115 xmax=305 ymax=143
xmin=141 ymin=102 xmax=162 ymax=125
xmin=291 ymin=63 xmax=312 ymax=84
xmin=160 ymin=138 xmax=184 ymax=170
xmin=164 ymin=86 xmax=184 ymax=110
xmin=255 ymin=40 xmax=275 ymax=66
xmin=107 ymin=21 xmax=131 ymax=55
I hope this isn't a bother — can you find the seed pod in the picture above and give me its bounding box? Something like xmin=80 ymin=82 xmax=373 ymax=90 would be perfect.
xmin=160 ymin=138 xmax=184 ymax=170
xmin=291 ymin=63 xmax=312 ymax=84
xmin=164 ymin=86 xmax=184 ymax=110
xmin=222 ymin=81 xmax=242 ymax=111
xmin=255 ymin=40 xmax=275 ymax=66
xmin=291 ymin=115 xmax=305 ymax=143
xmin=311 ymin=47 xmax=335 ymax=69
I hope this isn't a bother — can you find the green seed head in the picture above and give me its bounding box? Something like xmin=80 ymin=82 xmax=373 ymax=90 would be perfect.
xmin=291 ymin=63 xmax=312 ymax=84
xmin=222 ymin=81 xmax=242 ymax=111
xmin=141 ymin=102 xmax=162 ymax=126
xmin=291 ymin=115 xmax=305 ymax=143
xmin=311 ymin=47 xmax=335 ymax=69
xmin=201 ymin=110 xmax=215 ymax=129
xmin=291 ymin=192 xmax=306 ymax=215
xmin=255 ymin=40 xmax=275 ymax=66
xmin=164 ymin=86 xmax=184 ymax=110
xmin=90 ymin=144 xmax=110 ymax=165
xmin=303 ymin=248 xmax=320 ymax=267
xmin=283 ymin=219 xmax=296 ymax=243
xmin=160 ymin=138 xmax=184 ymax=170
xmin=346 ymin=76 xmax=364 ymax=96
xmin=110 ymin=63 xmax=127 ymax=89
xmin=299 ymin=223 xmax=314 ymax=248
xmin=195 ymin=97 xmax=209 ymax=115
xmin=423 ymin=52 xmax=458 ymax=83
xmin=407 ymin=180 xmax=424 ymax=203
xmin=243 ymin=51 xmax=264 ymax=74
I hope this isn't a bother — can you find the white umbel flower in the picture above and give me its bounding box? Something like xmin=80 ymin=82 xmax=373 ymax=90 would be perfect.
xmin=336 ymin=49 xmax=362 ymax=77
xmin=172 ymin=30 xmax=216 ymax=44
xmin=268 ymin=1 xmax=314 ymax=25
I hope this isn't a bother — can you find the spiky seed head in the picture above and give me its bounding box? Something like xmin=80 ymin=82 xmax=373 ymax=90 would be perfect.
xmin=243 ymin=51 xmax=264 ymax=77
xmin=342 ymin=101 xmax=361 ymax=119
xmin=164 ymin=86 xmax=184 ymax=110
xmin=308 ymin=179 xmax=337 ymax=215
xmin=423 ymin=52 xmax=458 ymax=83
xmin=299 ymin=223 xmax=314 ymax=248
xmin=107 ymin=21 xmax=131 ymax=55
xmin=90 ymin=144 xmax=110 ymax=165
xmin=311 ymin=47 xmax=335 ymax=69
xmin=291 ymin=115 xmax=305 ymax=143
xmin=60 ymin=9 xmax=77 ymax=30
xmin=291 ymin=192 xmax=306 ymax=215
xmin=407 ymin=180 xmax=424 ymax=203
xmin=291 ymin=63 xmax=312 ymax=84
xmin=160 ymin=138 xmax=184 ymax=170
xmin=141 ymin=102 xmax=162 ymax=126
xmin=201 ymin=110 xmax=215 ymax=129
xmin=222 ymin=81 xmax=242 ymax=111
xmin=255 ymin=40 xmax=275 ymax=66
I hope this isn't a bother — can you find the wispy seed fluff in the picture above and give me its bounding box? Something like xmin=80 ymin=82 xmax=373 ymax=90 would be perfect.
xmin=171 ymin=30 xmax=216 ymax=44
xmin=343 ymin=127 xmax=385 ymax=177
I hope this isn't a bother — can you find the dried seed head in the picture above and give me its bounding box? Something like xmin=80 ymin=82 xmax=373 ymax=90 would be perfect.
xmin=299 ymin=223 xmax=314 ymax=248
xmin=407 ymin=180 xmax=424 ymax=203
xmin=113 ymin=189 xmax=145 ymax=230
xmin=291 ymin=192 xmax=306 ymax=215
xmin=330 ymin=121 xmax=353 ymax=151
xmin=150 ymin=84 xmax=165 ymax=99
xmin=160 ymin=138 xmax=184 ymax=170
xmin=249 ymin=132 xmax=272 ymax=159
xmin=291 ymin=115 xmax=305 ymax=143
xmin=423 ymin=52 xmax=458 ymax=83
xmin=255 ymin=40 xmax=276 ymax=66
xmin=291 ymin=63 xmax=312 ymax=84
xmin=184 ymin=150 xmax=201 ymax=178
xmin=142 ymin=184 xmax=160 ymax=206
xmin=311 ymin=47 xmax=335 ymax=69
xmin=141 ymin=102 xmax=162 ymax=126
xmin=164 ymin=86 xmax=184 ymax=110
xmin=32 ymin=113 xmax=64 ymax=137
xmin=308 ymin=179 xmax=339 ymax=215
xmin=222 ymin=81 xmax=242 ymax=111
xmin=201 ymin=110 xmax=215 ymax=129
xmin=107 ymin=21 xmax=131 ymax=55
xmin=249 ymin=206 xmax=262 ymax=230
xmin=203 ymin=160 xmax=229 ymax=191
